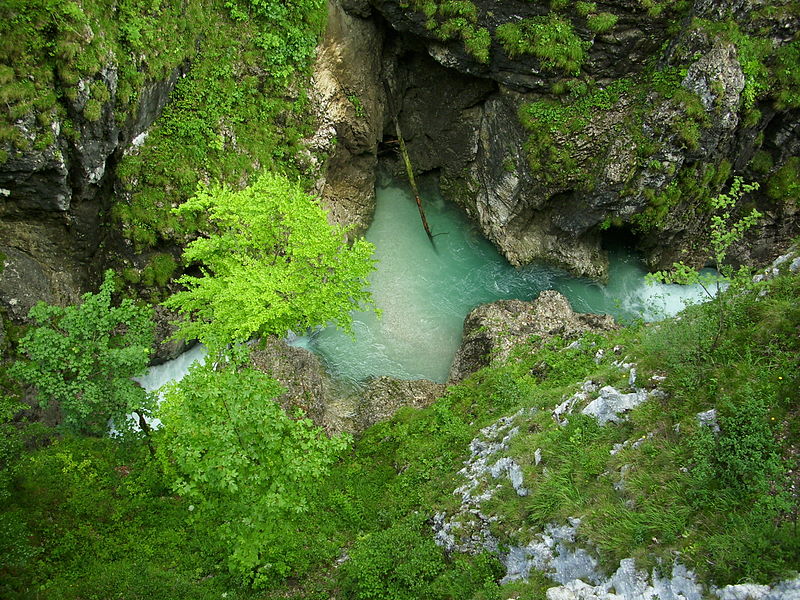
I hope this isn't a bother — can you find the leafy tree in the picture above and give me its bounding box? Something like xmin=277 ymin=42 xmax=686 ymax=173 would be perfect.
xmin=649 ymin=177 xmax=761 ymax=347
xmin=11 ymin=271 xmax=154 ymax=436
xmin=163 ymin=172 xmax=376 ymax=353
xmin=156 ymin=362 xmax=350 ymax=585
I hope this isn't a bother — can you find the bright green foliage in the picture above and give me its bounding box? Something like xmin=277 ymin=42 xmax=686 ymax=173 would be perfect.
xmin=157 ymin=363 xmax=350 ymax=585
xmin=650 ymin=177 xmax=762 ymax=292
xmin=0 ymin=0 xmax=202 ymax=152
xmin=463 ymin=26 xmax=492 ymax=63
xmin=163 ymin=172 xmax=375 ymax=352
xmin=416 ymin=0 xmax=490 ymax=64
xmin=587 ymin=12 xmax=618 ymax=33
xmin=496 ymin=14 xmax=587 ymax=75
xmin=10 ymin=271 xmax=154 ymax=435
xmin=222 ymin=0 xmax=326 ymax=84
xmin=649 ymin=177 xmax=761 ymax=348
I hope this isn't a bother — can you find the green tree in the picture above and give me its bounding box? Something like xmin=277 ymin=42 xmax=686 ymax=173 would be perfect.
xmin=163 ymin=172 xmax=376 ymax=353
xmin=11 ymin=271 xmax=155 ymax=436
xmin=156 ymin=362 xmax=350 ymax=585
xmin=649 ymin=177 xmax=762 ymax=346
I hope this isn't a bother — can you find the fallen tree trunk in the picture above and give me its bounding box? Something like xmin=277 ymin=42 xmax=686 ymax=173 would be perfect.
xmin=383 ymin=80 xmax=434 ymax=243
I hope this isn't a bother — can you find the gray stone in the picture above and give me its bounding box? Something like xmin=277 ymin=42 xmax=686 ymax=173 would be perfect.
xmin=716 ymin=583 xmax=771 ymax=600
xmin=581 ymin=386 xmax=649 ymax=425
xmin=489 ymin=457 xmax=528 ymax=496
xmin=764 ymin=576 xmax=800 ymax=599
xmin=697 ymin=409 xmax=720 ymax=433
xmin=450 ymin=291 xmax=616 ymax=382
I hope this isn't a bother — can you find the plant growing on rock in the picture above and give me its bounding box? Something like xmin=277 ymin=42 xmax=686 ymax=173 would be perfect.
xmin=648 ymin=176 xmax=762 ymax=348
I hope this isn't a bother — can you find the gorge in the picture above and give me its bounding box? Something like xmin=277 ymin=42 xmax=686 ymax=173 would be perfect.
xmin=1 ymin=0 xmax=799 ymax=598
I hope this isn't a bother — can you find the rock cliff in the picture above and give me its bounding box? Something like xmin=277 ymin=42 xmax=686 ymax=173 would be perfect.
xmin=373 ymin=0 xmax=800 ymax=278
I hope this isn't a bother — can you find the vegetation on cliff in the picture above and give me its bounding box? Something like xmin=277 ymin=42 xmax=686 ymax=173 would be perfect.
xmin=2 ymin=241 xmax=798 ymax=597
xmin=1 ymin=0 xmax=799 ymax=598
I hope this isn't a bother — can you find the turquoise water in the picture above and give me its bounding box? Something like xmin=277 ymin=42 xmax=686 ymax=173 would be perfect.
xmin=292 ymin=178 xmax=712 ymax=384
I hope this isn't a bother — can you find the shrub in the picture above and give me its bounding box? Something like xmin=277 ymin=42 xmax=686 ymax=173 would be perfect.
xmin=10 ymin=271 xmax=155 ymax=435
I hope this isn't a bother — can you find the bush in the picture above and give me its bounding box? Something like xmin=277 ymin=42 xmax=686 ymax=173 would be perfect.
xmin=10 ymin=270 xmax=155 ymax=435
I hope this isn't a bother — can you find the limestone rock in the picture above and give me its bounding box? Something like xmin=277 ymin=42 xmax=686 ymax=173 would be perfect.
xmin=0 ymin=64 xmax=184 ymax=324
xmin=715 ymin=583 xmax=771 ymax=600
xmin=581 ymin=386 xmax=649 ymax=425
xmin=308 ymin=0 xmax=385 ymax=235
xmin=0 ymin=247 xmax=69 ymax=320
xmin=250 ymin=337 xmax=337 ymax=430
xmin=449 ymin=290 xmax=616 ymax=382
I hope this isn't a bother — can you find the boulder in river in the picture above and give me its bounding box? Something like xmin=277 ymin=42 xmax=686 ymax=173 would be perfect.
xmin=449 ymin=290 xmax=617 ymax=383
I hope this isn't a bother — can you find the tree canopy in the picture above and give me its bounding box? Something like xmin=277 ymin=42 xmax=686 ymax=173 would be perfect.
xmin=157 ymin=362 xmax=349 ymax=585
xmin=11 ymin=270 xmax=155 ymax=435
xmin=163 ymin=172 xmax=376 ymax=352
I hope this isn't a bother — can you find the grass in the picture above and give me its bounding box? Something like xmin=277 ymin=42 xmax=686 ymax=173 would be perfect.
xmin=496 ymin=13 xmax=587 ymax=75
xmin=2 ymin=267 xmax=798 ymax=596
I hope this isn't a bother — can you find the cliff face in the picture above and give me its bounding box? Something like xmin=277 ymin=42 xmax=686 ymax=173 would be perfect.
xmin=372 ymin=0 xmax=800 ymax=278
xmin=1 ymin=0 xmax=799 ymax=324
xmin=0 ymin=69 xmax=182 ymax=319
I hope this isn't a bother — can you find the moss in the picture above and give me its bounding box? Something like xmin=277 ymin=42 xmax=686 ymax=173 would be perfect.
xmin=587 ymin=12 xmax=619 ymax=33
xmin=766 ymin=156 xmax=800 ymax=203
xmin=140 ymin=253 xmax=177 ymax=288
xmin=749 ymin=150 xmax=773 ymax=175
xmin=463 ymin=26 xmax=491 ymax=63
xmin=83 ymin=99 xmax=103 ymax=122
xmin=576 ymin=2 xmax=597 ymax=17
xmin=496 ymin=13 xmax=587 ymax=75
xmin=773 ymin=41 xmax=800 ymax=110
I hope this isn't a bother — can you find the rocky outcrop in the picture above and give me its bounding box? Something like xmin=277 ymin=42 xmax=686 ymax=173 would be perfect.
xmin=250 ymin=337 xmax=338 ymax=430
xmin=250 ymin=336 xmax=445 ymax=435
xmin=373 ymin=0 xmax=800 ymax=278
xmin=308 ymin=0 xmax=386 ymax=235
xmin=0 ymin=65 xmax=184 ymax=321
xmin=372 ymin=0 xmax=667 ymax=91
xmin=449 ymin=290 xmax=617 ymax=382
